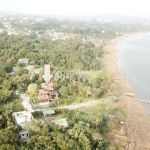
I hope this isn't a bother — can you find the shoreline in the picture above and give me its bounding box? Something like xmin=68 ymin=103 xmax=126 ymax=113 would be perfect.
xmin=103 ymin=31 xmax=150 ymax=96
xmin=103 ymin=33 xmax=150 ymax=150
xmin=103 ymin=34 xmax=134 ymax=95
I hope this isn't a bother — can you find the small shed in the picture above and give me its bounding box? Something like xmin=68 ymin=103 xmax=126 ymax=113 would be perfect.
xmin=18 ymin=58 xmax=29 ymax=64
xmin=19 ymin=130 xmax=29 ymax=140
xmin=43 ymin=110 xmax=55 ymax=117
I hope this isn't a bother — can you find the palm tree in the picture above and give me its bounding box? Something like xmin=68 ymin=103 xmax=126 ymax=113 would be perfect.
xmin=94 ymin=113 xmax=103 ymax=129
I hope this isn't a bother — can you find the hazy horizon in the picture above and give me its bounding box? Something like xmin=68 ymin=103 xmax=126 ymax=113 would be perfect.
xmin=1 ymin=0 xmax=150 ymax=18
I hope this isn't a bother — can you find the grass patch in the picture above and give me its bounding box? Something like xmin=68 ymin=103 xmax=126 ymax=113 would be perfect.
xmin=69 ymin=96 xmax=83 ymax=104
xmin=76 ymin=69 xmax=109 ymax=79
xmin=69 ymin=96 xmax=77 ymax=103
xmin=81 ymin=102 xmax=106 ymax=114
xmin=60 ymin=96 xmax=84 ymax=105
xmin=32 ymin=111 xmax=43 ymax=119
xmin=107 ymin=107 xmax=126 ymax=119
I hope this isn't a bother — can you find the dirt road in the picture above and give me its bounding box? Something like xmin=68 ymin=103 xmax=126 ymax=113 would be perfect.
xmin=59 ymin=98 xmax=108 ymax=110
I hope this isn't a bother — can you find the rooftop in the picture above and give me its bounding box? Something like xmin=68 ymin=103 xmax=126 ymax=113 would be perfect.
xmin=18 ymin=58 xmax=29 ymax=61
xmin=38 ymin=94 xmax=49 ymax=100
xmin=43 ymin=110 xmax=55 ymax=115
xmin=12 ymin=111 xmax=34 ymax=128
xmin=19 ymin=129 xmax=29 ymax=134
xmin=38 ymin=89 xmax=59 ymax=95
xmin=42 ymin=83 xmax=54 ymax=91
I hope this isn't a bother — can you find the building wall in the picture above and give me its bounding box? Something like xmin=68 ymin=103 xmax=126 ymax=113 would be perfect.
xmin=20 ymin=132 xmax=29 ymax=139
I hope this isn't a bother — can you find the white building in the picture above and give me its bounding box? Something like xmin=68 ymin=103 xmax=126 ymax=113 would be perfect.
xmin=18 ymin=58 xmax=29 ymax=64
xmin=12 ymin=111 xmax=34 ymax=140
xmin=19 ymin=130 xmax=30 ymax=140
xmin=12 ymin=111 xmax=34 ymax=128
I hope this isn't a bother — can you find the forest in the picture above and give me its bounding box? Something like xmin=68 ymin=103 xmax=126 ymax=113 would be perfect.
xmin=0 ymin=16 xmax=150 ymax=149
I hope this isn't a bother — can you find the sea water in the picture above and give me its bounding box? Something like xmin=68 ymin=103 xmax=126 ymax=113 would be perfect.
xmin=115 ymin=32 xmax=150 ymax=115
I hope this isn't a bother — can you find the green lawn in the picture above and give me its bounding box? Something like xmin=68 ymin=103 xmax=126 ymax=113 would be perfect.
xmin=76 ymin=69 xmax=111 ymax=79
xmin=59 ymin=119 xmax=66 ymax=125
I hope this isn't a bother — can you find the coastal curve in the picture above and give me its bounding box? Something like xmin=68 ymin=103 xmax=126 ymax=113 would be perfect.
xmin=103 ymin=34 xmax=150 ymax=150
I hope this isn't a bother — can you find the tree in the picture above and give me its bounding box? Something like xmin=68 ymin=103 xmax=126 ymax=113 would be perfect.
xmin=65 ymin=99 xmax=70 ymax=105
xmin=94 ymin=113 xmax=103 ymax=129
xmin=59 ymin=87 xmax=69 ymax=98
xmin=0 ymin=129 xmax=20 ymax=145
xmin=27 ymin=84 xmax=37 ymax=98
xmin=18 ymin=67 xmax=28 ymax=76
xmin=68 ymin=124 xmax=92 ymax=150
xmin=0 ymin=144 xmax=16 ymax=150
xmin=4 ymin=65 xmax=13 ymax=73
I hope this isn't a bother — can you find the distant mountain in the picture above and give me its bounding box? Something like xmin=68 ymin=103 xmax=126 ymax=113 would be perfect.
xmin=0 ymin=10 xmax=150 ymax=23
xmin=94 ymin=14 xmax=150 ymax=23
xmin=49 ymin=14 xmax=150 ymax=23
xmin=0 ymin=10 xmax=50 ymax=18
xmin=0 ymin=10 xmax=17 ymax=15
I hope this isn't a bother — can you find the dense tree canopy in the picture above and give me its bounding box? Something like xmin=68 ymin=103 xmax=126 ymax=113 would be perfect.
xmin=0 ymin=15 xmax=149 ymax=149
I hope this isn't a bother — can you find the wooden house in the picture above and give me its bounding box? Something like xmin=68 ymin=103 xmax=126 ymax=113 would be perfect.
xmin=38 ymin=83 xmax=59 ymax=103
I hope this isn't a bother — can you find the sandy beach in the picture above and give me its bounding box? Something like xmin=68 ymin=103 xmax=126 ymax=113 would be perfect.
xmin=103 ymin=34 xmax=150 ymax=150
xmin=103 ymin=35 xmax=133 ymax=94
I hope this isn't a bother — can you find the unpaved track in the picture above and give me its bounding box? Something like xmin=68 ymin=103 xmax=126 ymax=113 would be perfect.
xmin=59 ymin=99 xmax=107 ymax=110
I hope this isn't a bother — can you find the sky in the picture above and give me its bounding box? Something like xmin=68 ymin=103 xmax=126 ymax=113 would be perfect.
xmin=0 ymin=0 xmax=150 ymax=17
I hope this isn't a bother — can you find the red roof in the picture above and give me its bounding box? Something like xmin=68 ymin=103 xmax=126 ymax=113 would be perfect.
xmin=39 ymin=89 xmax=48 ymax=94
xmin=42 ymin=83 xmax=53 ymax=88
xmin=42 ymin=83 xmax=54 ymax=91
xmin=38 ymin=95 xmax=49 ymax=100
xmin=38 ymin=82 xmax=59 ymax=101
xmin=53 ymin=90 xmax=59 ymax=95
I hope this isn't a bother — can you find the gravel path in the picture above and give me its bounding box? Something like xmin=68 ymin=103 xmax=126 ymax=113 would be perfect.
xmin=20 ymin=93 xmax=34 ymax=112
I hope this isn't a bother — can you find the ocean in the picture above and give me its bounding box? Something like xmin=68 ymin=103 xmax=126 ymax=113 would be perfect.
xmin=115 ymin=32 xmax=150 ymax=115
